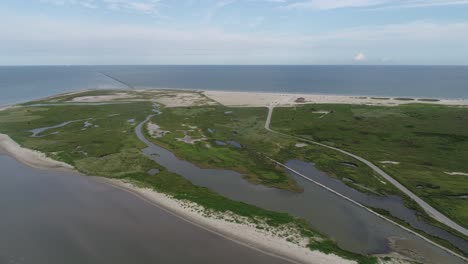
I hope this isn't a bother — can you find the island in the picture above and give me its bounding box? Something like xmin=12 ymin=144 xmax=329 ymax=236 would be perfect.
xmin=1 ymin=89 xmax=467 ymax=264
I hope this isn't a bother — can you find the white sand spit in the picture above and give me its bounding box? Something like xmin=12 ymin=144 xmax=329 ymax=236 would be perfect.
xmin=444 ymin=172 xmax=468 ymax=176
xmin=203 ymin=91 xmax=468 ymax=107
xmin=70 ymin=93 xmax=136 ymax=102
xmin=0 ymin=106 xmax=12 ymax=112
xmin=379 ymin=161 xmax=400 ymax=165
xmin=104 ymin=179 xmax=356 ymax=264
xmin=0 ymin=133 xmax=74 ymax=171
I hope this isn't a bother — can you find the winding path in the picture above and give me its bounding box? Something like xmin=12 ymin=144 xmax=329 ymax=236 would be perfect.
xmin=265 ymin=105 xmax=468 ymax=237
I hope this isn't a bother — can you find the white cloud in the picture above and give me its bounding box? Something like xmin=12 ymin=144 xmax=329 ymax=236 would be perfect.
xmin=103 ymin=0 xmax=161 ymax=13
xmin=40 ymin=0 xmax=99 ymax=9
xmin=353 ymin=52 xmax=366 ymax=61
xmin=283 ymin=0 xmax=385 ymax=10
xmin=248 ymin=16 xmax=265 ymax=28
xmin=1 ymin=12 xmax=467 ymax=64
xmin=40 ymin=0 xmax=163 ymax=14
xmin=282 ymin=0 xmax=468 ymax=10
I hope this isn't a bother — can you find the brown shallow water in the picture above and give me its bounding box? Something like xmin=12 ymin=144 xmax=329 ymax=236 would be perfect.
xmin=0 ymin=154 xmax=291 ymax=264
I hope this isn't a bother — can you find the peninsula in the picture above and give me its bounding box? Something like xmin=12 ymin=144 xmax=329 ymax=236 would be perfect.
xmin=1 ymin=89 xmax=467 ymax=264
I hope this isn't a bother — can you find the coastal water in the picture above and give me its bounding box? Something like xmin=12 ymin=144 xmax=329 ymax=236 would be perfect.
xmin=0 ymin=154 xmax=290 ymax=264
xmin=2 ymin=65 xmax=468 ymax=106
xmin=2 ymin=65 xmax=468 ymax=263
xmin=135 ymin=115 xmax=467 ymax=264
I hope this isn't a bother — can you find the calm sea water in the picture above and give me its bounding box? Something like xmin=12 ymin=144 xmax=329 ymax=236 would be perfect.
xmin=1 ymin=65 xmax=468 ymax=105
xmin=0 ymin=154 xmax=289 ymax=264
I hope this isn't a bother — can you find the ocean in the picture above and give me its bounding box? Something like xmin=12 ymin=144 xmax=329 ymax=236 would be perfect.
xmin=1 ymin=65 xmax=468 ymax=105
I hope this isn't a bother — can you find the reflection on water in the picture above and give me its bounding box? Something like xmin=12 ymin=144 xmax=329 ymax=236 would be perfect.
xmin=135 ymin=116 xmax=466 ymax=264
xmin=285 ymin=159 xmax=468 ymax=254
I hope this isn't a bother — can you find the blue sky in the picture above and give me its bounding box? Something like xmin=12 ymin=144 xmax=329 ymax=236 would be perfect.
xmin=1 ymin=0 xmax=468 ymax=65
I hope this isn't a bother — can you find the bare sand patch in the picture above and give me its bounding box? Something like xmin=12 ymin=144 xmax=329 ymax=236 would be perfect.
xmin=295 ymin=143 xmax=308 ymax=148
xmin=153 ymin=92 xmax=216 ymax=107
xmin=0 ymin=133 xmax=74 ymax=172
xmin=147 ymin=122 xmax=170 ymax=138
xmin=0 ymin=106 xmax=12 ymax=112
xmin=203 ymin=91 xmax=468 ymax=107
xmin=70 ymin=92 xmax=136 ymax=102
xmin=104 ymin=179 xmax=357 ymax=264
xmin=176 ymin=135 xmax=207 ymax=144
xmin=444 ymin=172 xmax=468 ymax=176
xmin=380 ymin=161 xmax=401 ymax=165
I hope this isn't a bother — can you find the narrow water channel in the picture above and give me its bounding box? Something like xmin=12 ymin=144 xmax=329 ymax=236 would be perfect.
xmin=285 ymin=160 xmax=468 ymax=253
xmin=136 ymin=114 xmax=467 ymax=264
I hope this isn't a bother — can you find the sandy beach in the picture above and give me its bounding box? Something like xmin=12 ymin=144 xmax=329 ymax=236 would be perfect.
xmin=0 ymin=90 xmax=426 ymax=263
xmin=203 ymin=90 xmax=468 ymax=107
xmin=21 ymin=88 xmax=468 ymax=109
xmin=104 ymin=179 xmax=357 ymax=264
xmin=0 ymin=106 xmax=13 ymax=112
xmin=0 ymin=129 xmax=357 ymax=264
xmin=0 ymin=134 xmax=74 ymax=172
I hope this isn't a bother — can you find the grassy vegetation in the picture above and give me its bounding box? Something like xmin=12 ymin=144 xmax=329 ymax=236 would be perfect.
xmin=0 ymin=96 xmax=378 ymax=264
xmin=2 ymin=90 xmax=465 ymax=261
xmin=127 ymin=170 xmax=377 ymax=264
xmin=273 ymin=139 xmax=403 ymax=196
xmin=370 ymin=207 xmax=468 ymax=258
xmin=146 ymin=106 xmax=302 ymax=191
xmin=418 ymin=98 xmax=440 ymax=102
xmin=0 ymin=102 xmax=151 ymax=165
xmin=270 ymin=103 xmax=468 ymax=230
xmin=141 ymin=102 xmax=468 ymax=245
xmin=146 ymin=105 xmax=407 ymax=196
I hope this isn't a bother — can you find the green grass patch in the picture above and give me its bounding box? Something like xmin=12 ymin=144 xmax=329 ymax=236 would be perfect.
xmin=270 ymin=103 xmax=468 ymax=230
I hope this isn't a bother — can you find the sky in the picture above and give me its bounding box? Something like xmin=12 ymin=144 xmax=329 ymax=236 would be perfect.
xmin=1 ymin=0 xmax=468 ymax=65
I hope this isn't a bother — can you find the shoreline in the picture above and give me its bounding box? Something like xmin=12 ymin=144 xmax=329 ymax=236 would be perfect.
xmin=0 ymin=130 xmax=359 ymax=264
xmin=1 ymin=89 xmax=462 ymax=263
xmin=134 ymin=85 xmax=468 ymax=102
xmin=102 ymin=179 xmax=357 ymax=264
xmin=3 ymin=88 xmax=468 ymax=109
xmin=202 ymin=90 xmax=468 ymax=107
xmin=0 ymin=134 xmax=74 ymax=172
